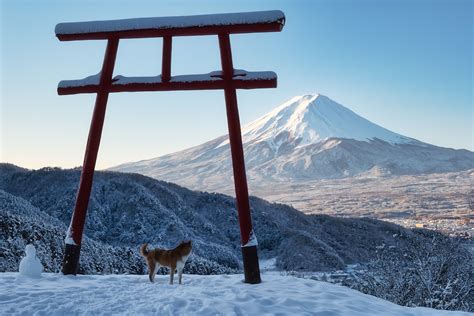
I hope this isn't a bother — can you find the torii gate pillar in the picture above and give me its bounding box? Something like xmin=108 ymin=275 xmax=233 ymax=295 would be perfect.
xmin=219 ymin=33 xmax=260 ymax=282
xmin=55 ymin=11 xmax=285 ymax=284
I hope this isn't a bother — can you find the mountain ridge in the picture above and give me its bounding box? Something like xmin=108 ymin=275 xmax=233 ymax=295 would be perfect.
xmin=1 ymin=163 xmax=431 ymax=273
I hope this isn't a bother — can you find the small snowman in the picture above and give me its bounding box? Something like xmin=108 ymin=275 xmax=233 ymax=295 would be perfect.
xmin=19 ymin=244 xmax=43 ymax=278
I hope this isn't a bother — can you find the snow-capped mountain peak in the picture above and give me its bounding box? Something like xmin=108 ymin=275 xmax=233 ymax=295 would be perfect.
xmin=110 ymin=93 xmax=474 ymax=190
xmin=230 ymin=94 xmax=412 ymax=148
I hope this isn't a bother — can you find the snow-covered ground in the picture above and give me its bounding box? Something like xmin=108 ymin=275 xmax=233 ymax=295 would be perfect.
xmin=1 ymin=272 xmax=470 ymax=315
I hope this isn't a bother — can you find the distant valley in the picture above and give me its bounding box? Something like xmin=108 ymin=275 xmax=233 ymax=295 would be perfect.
xmin=250 ymin=169 xmax=474 ymax=237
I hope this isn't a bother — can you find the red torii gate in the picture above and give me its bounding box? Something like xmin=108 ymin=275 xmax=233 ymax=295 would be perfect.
xmin=55 ymin=10 xmax=285 ymax=284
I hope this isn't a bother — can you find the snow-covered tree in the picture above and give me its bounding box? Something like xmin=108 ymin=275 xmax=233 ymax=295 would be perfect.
xmin=349 ymin=230 xmax=473 ymax=312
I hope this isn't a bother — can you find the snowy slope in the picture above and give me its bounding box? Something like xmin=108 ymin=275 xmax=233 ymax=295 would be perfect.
xmin=1 ymin=272 xmax=470 ymax=316
xmin=2 ymin=166 xmax=473 ymax=312
xmin=111 ymin=94 xmax=474 ymax=192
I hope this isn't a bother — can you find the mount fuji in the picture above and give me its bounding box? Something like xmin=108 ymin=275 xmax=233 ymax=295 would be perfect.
xmin=111 ymin=94 xmax=474 ymax=193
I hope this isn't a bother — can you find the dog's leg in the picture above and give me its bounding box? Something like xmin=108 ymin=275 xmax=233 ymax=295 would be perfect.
xmin=169 ymin=264 xmax=175 ymax=285
xmin=178 ymin=266 xmax=183 ymax=285
xmin=177 ymin=261 xmax=184 ymax=284
xmin=148 ymin=260 xmax=156 ymax=283
xmin=153 ymin=264 xmax=160 ymax=282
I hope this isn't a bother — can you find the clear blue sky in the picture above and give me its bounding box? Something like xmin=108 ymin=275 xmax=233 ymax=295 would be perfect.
xmin=1 ymin=0 xmax=472 ymax=169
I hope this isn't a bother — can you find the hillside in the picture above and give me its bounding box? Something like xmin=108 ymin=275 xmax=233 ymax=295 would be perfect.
xmin=0 ymin=163 xmax=455 ymax=273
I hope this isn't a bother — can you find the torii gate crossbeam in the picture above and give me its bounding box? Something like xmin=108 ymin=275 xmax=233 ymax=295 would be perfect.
xmin=55 ymin=10 xmax=285 ymax=284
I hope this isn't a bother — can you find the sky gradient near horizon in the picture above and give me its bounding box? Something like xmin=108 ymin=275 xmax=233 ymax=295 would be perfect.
xmin=1 ymin=0 xmax=472 ymax=169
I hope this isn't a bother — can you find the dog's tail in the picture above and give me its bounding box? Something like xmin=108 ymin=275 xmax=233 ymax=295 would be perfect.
xmin=140 ymin=243 xmax=149 ymax=257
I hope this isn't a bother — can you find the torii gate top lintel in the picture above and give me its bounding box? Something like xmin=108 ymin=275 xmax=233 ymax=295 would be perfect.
xmin=56 ymin=10 xmax=285 ymax=284
xmin=55 ymin=10 xmax=285 ymax=40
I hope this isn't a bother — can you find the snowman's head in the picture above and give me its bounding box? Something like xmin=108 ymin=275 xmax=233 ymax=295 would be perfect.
xmin=25 ymin=244 xmax=36 ymax=257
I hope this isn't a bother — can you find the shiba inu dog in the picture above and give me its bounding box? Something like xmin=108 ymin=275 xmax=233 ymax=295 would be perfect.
xmin=140 ymin=240 xmax=192 ymax=284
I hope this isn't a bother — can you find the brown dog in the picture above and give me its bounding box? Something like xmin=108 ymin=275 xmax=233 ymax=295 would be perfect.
xmin=140 ymin=240 xmax=192 ymax=284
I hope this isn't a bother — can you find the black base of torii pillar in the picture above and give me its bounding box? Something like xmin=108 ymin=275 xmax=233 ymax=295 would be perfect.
xmin=56 ymin=10 xmax=285 ymax=284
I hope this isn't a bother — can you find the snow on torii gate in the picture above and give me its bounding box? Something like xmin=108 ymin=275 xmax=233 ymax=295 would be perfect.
xmin=55 ymin=10 xmax=285 ymax=284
